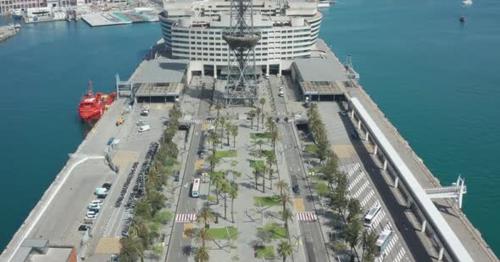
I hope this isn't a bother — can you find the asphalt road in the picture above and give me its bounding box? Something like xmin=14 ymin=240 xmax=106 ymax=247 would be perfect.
xmin=165 ymin=86 xmax=210 ymax=262
xmin=269 ymin=76 xmax=330 ymax=262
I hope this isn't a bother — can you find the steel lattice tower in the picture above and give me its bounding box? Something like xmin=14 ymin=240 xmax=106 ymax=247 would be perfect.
xmin=222 ymin=0 xmax=260 ymax=105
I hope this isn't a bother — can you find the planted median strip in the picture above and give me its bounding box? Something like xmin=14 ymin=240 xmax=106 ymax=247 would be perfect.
xmin=206 ymin=226 xmax=238 ymax=240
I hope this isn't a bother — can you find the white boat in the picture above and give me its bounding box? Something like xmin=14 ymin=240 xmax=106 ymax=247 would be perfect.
xmin=463 ymin=0 xmax=472 ymax=6
xmin=318 ymin=0 xmax=331 ymax=8
xmin=10 ymin=9 xmax=24 ymax=19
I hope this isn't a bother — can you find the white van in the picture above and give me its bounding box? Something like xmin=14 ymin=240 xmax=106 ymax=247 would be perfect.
xmin=138 ymin=125 xmax=151 ymax=133
xmin=364 ymin=203 xmax=382 ymax=227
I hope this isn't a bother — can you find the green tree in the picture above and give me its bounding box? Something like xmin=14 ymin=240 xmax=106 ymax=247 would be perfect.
xmin=253 ymin=168 xmax=260 ymax=190
xmin=197 ymin=205 xmax=216 ymax=229
xmin=277 ymin=240 xmax=293 ymax=262
xmin=282 ymin=207 xmax=293 ymax=235
xmin=259 ymin=97 xmax=266 ymax=112
xmin=195 ymin=246 xmax=210 ymax=262
xmin=248 ymin=110 xmax=256 ymax=129
xmin=208 ymin=130 xmax=220 ymax=154
xmin=276 ymin=180 xmax=288 ymax=196
xmin=221 ymin=179 xmax=231 ymax=219
xmin=280 ymin=192 xmax=291 ymax=221
xmin=254 ymin=139 xmax=265 ymax=155
xmin=135 ymin=199 xmax=152 ymax=220
xmin=256 ymin=107 xmax=262 ymax=131
xmin=120 ymin=235 xmax=144 ymax=262
xmin=229 ymin=182 xmax=239 ymax=223
xmin=225 ymin=122 xmax=232 ymax=146
xmin=265 ymin=152 xmax=276 ymax=190
xmin=361 ymin=230 xmax=378 ymax=262
xmin=347 ymin=198 xmax=361 ymax=223
xmin=207 ymin=153 xmax=220 ymax=173
xmin=345 ymin=219 xmax=362 ymax=261
xmin=230 ymin=124 xmax=238 ymax=148
xmin=219 ymin=116 xmax=226 ymax=147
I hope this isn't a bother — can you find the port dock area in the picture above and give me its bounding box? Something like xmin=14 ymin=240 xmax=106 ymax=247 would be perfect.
xmin=0 ymin=95 xmax=172 ymax=261
xmin=309 ymin=39 xmax=497 ymax=261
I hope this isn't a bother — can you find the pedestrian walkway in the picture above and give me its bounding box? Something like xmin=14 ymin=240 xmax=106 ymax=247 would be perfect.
xmin=297 ymin=212 xmax=317 ymax=222
xmin=175 ymin=213 xmax=197 ymax=223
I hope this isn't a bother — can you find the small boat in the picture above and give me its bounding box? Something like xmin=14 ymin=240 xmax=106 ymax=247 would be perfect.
xmin=10 ymin=9 xmax=24 ymax=19
xmin=78 ymin=81 xmax=116 ymax=122
xmin=462 ymin=0 xmax=472 ymax=6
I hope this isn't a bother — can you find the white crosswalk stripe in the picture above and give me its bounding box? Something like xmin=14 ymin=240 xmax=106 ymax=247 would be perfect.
xmin=348 ymin=171 xmax=365 ymax=191
xmin=175 ymin=213 xmax=197 ymax=223
xmin=394 ymin=247 xmax=406 ymax=262
xmin=360 ymin=190 xmax=375 ymax=207
xmin=297 ymin=212 xmax=317 ymax=222
xmin=353 ymin=180 xmax=370 ymax=198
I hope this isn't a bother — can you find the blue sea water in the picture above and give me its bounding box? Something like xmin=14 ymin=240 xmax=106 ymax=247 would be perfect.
xmin=0 ymin=20 xmax=160 ymax=249
xmin=0 ymin=0 xmax=499 ymax=256
xmin=320 ymin=0 xmax=500 ymax=254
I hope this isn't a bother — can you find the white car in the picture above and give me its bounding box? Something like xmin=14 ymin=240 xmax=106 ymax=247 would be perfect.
xmin=138 ymin=124 xmax=151 ymax=133
xmin=86 ymin=211 xmax=97 ymax=219
xmin=278 ymin=90 xmax=284 ymax=97
xmin=88 ymin=203 xmax=101 ymax=210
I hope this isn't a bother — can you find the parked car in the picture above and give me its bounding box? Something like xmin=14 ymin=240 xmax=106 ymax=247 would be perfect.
xmin=138 ymin=124 xmax=151 ymax=133
xmin=78 ymin=224 xmax=90 ymax=231
xmin=102 ymin=182 xmax=112 ymax=190
xmin=292 ymin=184 xmax=300 ymax=194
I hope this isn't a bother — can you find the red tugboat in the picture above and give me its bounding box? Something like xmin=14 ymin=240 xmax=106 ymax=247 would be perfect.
xmin=78 ymin=81 xmax=116 ymax=122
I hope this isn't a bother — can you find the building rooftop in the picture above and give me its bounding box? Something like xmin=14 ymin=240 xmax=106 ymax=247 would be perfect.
xmin=293 ymin=57 xmax=348 ymax=83
xmin=129 ymin=57 xmax=188 ymax=84
xmin=29 ymin=246 xmax=74 ymax=262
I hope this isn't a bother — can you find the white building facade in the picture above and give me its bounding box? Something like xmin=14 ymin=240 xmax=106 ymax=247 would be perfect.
xmin=159 ymin=0 xmax=322 ymax=77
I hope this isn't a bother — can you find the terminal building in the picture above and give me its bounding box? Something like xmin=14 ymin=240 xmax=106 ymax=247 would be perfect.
xmin=159 ymin=0 xmax=322 ymax=77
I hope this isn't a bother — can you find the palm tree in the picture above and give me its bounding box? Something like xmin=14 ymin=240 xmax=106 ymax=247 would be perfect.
xmin=256 ymin=107 xmax=262 ymax=130
xmin=230 ymin=124 xmax=238 ymax=148
xmin=207 ymin=154 xmax=220 ymax=173
xmin=195 ymin=246 xmax=210 ymax=262
xmin=253 ymin=168 xmax=260 ymax=190
xmin=214 ymin=174 xmax=225 ymax=204
xmin=261 ymin=165 xmax=268 ymax=193
xmin=221 ymin=179 xmax=231 ymax=219
xmin=197 ymin=206 xmax=216 ymax=229
xmin=120 ymin=235 xmax=144 ymax=262
xmin=219 ymin=116 xmax=226 ymax=147
xmin=208 ymin=131 xmax=219 ymax=154
xmin=265 ymin=153 xmax=276 ymax=190
xmin=280 ymin=192 xmax=291 ymax=220
xmin=345 ymin=219 xmax=362 ymax=261
xmin=277 ymin=240 xmax=293 ymax=262
xmin=229 ymin=182 xmax=239 ymax=223
xmin=215 ymin=102 xmax=222 ymax=118
xmin=282 ymin=207 xmax=293 ymax=235
xmin=259 ymin=97 xmax=266 ymax=112
xmin=254 ymin=139 xmax=265 ymax=155
xmin=276 ymin=180 xmax=288 ymax=196
xmin=225 ymin=122 xmax=231 ymax=146
xmin=248 ymin=110 xmax=256 ymax=129
xmin=361 ymin=230 xmax=378 ymax=262
xmin=270 ymin=129 xmax=278 ymax=151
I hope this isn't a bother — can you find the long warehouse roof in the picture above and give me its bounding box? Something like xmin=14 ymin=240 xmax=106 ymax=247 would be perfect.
xmin=350 ymin=97 xmax=473 ymax=262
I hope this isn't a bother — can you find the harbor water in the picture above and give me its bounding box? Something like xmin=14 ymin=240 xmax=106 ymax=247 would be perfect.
xmin=0 ymin=0 xmax=500 ymax=255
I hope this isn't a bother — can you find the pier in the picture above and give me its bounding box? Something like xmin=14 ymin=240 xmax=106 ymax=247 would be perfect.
xmin=312 ymin=39 xmax=497 ymax=261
